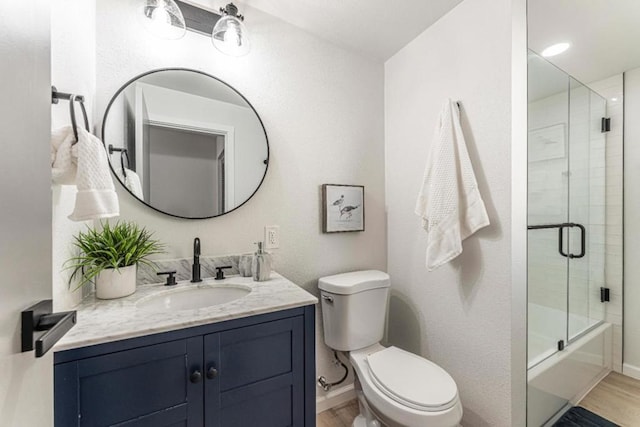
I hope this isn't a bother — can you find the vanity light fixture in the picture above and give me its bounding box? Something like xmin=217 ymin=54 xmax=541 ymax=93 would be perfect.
xmin=211 ymin=3 xmax=250 ymax=57
xmin=139 ymin=0 xmax=251 ymax=57
xmin=541 ymin=42 xmax=571 ymax=58
xmin=138 ymin=0 xmax=187 ymax=40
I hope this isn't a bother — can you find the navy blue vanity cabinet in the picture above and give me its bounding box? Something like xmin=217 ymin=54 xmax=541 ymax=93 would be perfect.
xmin=205 ymin=317 xmax=304 ymax=427
xmin=55 ymin=305 xmax=316 ymax=427
xmin=55 ymin=338 xmax=203 ymax=426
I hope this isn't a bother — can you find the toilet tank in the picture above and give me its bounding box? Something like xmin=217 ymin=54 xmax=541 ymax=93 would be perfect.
xmin=318 ymin=270 xmax=390 ymax=351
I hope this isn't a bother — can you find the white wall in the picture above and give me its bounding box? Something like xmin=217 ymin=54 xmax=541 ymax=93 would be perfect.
xmin=51 ymin=0 xmax=96 ymax=310
xmin=510 ymin=1 xmax=529 ymax=423
xmin=384 ymin=0 xmax=519 ymax=425
xmin=51 ymin=0 xmax=386 ymax=400
xmin=623 ymin=66 xmax=640 ymax=379
xmin=0 ymin=0 xmax=53 ymax=425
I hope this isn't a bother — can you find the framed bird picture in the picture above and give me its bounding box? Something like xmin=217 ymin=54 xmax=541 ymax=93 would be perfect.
xmin=322 ymin=184 xmax=365 ymax=233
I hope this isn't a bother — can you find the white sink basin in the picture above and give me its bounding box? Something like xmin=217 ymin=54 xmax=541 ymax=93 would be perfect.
xmin=137 ymin=285 xmax=251 ymax=311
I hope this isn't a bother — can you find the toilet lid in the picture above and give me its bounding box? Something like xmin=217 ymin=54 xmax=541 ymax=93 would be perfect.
xmin=366 ymin=346 xmax=459 ymax=412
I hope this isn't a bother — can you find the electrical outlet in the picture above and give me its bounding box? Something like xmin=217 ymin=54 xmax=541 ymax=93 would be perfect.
xmin=265 ymin=225 xmax=280 ymax=249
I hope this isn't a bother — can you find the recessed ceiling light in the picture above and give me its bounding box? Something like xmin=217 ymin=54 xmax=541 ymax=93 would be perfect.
xmin=611 ymin=97 xmax=619 ymax=102
xmin=541 ymin=42 xmax=571 ymax=58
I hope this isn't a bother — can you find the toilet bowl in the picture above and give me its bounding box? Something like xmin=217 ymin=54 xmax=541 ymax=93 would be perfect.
xmin=318 ymin=270 xmax=463 ymax=427
xmin=349 ymin=344 xmax=463 ymax=427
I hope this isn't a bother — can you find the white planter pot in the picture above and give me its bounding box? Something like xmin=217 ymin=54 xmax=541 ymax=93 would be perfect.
xmin=95 ymin=265 xmax=137 ymax=300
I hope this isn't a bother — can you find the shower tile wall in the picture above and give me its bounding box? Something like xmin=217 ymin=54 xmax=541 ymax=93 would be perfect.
xmin=589 ymin=74 xmax=624 ymax=373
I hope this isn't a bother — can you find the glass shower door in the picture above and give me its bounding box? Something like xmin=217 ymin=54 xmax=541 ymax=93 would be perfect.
xmin=566 ymin=79 xmax=607 ymax=341
xmin=527 ymin=52 xmax=570 ymax=368
xmin=527 ymin=49 xmax=609 ymax=427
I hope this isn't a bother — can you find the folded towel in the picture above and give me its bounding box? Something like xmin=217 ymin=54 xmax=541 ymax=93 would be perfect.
xmin=415 ymin=99 xmax=490 ymax=271
xmin=123 ymin=168 xmax=143 ymax=199
xmin=51 ymin=126 xmax=120 ymax=221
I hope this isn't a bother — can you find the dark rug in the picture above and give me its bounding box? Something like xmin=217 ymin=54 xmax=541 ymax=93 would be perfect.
xmin=553 ymin=406 xmax=619 ymax=427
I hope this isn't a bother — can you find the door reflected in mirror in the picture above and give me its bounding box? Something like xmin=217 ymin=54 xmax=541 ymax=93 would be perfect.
xmin=102 ymin=68 xmax=269 ymax=219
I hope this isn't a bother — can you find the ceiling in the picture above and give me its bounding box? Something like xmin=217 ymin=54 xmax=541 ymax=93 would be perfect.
xmin=528 ymin=52 xmax=569 ymax=102
xmin=190 ymin=0 xmax=463 ymax=61
xmin=528 ymin=0 xmax=640 ymax=85
xmin=178 ymin=1 xmax=640 ymax=73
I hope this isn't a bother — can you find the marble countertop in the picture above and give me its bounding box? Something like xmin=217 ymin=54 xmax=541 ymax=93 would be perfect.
xmin=55 ymin=272 xmax=318 ymax=352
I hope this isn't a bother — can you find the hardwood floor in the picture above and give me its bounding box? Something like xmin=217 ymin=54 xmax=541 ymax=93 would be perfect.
xmin=317 ymin=399 xmax=360 ymax=427
xmin=579 ymin=372 xmax=640 ymax=426
xmin=318 ymin=373 xmax=640 ymax=426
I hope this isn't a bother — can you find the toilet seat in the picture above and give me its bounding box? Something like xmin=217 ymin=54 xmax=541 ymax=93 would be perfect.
xmin=350 ymin=344 xmax=463 ymax=427
xmin=366 ymin=346 xmax=459 ymax=412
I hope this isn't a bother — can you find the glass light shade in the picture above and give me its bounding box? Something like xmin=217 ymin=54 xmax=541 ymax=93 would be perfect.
xmin=212 ymin=15 xmax=250 ymax=57
xmin=138 ymin=0 xmax=186 ymax=40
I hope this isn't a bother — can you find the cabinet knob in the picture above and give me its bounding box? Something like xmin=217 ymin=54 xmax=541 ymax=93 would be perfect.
xmin=190 ymin=369 xmax=202 ymax=384
xmin=207 ymin=366 xmax=218 ymax=379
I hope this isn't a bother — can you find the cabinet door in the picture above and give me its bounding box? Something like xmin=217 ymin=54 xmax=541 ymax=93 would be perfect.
xmin=204 ymin=316 xmax=304 ymax=427
xmin=55 ymin=338 xmax=203 ymax=427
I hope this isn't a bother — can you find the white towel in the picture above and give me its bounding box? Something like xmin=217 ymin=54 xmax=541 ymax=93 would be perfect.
xmin=123 ymin=168 xmax=143 ymax=199
xmin=51 ymin=126 xmax=120 ymax=221
xmin=115 ymin=165 xmax=144 ymax=199
xmin=415 ymin=99 xmax=490 ymax=271
xmin=51 ymin=126 xmax=77 ymax=185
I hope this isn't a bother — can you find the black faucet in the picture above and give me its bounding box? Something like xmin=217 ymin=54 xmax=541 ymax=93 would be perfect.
xmin=191 ymin=238 xmax=202 ymax=283
xmin=215 ymin=266 xmax=232 ymax=280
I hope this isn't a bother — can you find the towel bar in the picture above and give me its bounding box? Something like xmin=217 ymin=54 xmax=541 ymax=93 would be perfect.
xmin=21 ymin=299 xmax=76 ymax=358
xmin=108 ymin=144 xmax=130 ymax=178
xmin=52 ymin=86 xmax=90 ymax=144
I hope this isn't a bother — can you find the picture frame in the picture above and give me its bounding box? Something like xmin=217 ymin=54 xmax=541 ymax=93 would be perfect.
xmin=322 ymin=184 xmax=365 ymax=233
xmin=528 ymin=123 xmax=566 ymax=162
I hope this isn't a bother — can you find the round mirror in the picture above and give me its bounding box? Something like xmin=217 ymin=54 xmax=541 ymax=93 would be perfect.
xmin=102 ymin=68 xmax=269 ymax=219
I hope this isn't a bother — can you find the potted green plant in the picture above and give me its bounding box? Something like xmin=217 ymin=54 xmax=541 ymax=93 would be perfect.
xmin=66 ymin=221 xmax=164 ymax=299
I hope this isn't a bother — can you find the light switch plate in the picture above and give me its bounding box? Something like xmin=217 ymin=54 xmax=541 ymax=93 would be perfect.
xmin=265 ymin=225 xmax=280 ymax=249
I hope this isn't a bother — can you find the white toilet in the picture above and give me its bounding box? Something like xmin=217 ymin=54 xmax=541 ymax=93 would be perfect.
xmin=319 ymin=270 xmax=463 ymax=427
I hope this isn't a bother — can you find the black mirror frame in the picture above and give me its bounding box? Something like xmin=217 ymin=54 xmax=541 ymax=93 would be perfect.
xmin=101 ymin=68 xmax=269 ymax=220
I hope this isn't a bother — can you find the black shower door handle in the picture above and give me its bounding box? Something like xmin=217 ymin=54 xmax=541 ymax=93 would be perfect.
xmin=568 ymin=223 xmax=586 ymax=259
xmin=528 ymin=222 xmax=586 ymax=259
xmin=558 ymin=226 xmax=569 ymax=258
xmin=558 ymin=223 xmax=586 ymax=259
